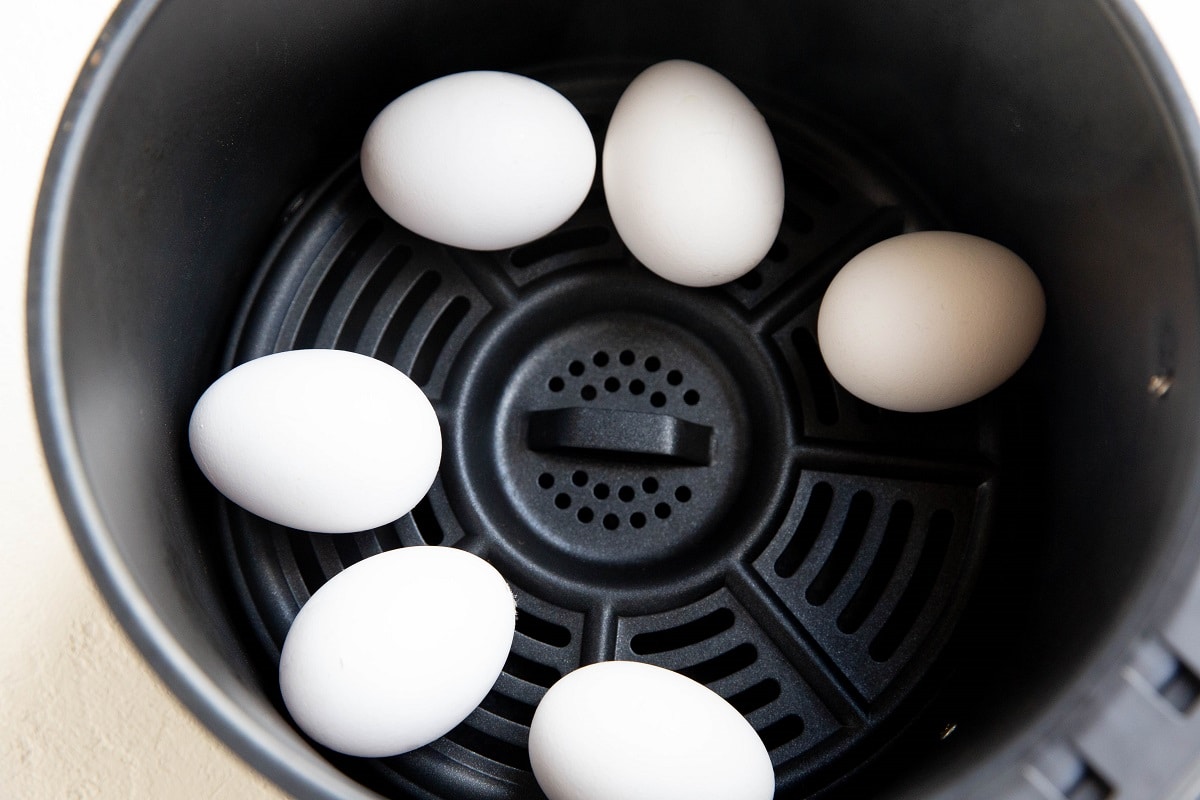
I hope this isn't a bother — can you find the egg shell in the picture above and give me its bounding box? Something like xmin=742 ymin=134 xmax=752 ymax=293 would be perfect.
xmin=188 ymin=349 xmax=441 ymax=533
xmin=528 ymin=660 xmax=775 ymax=800
xmin=361 ymin=71 xmax=596 ymax=250
xmin=602 ymin=59 xmax=784 ymax=287
xmin=279 ymin=546 xmax=516 ymax=757
xmin=816 ymin=231 xmax=1046 ymax=413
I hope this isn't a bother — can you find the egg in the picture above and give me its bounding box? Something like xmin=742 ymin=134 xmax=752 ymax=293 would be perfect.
xmin=361 ymin=71 xmax=596 ymax=250
xmin=602 ymin=60 xmax=784 ymax=287
xmin=528 ymin=660 xmax=775 ymax=800
xmin=188 ymin=349 xmax=441 ymax=533
xmin=817 ymin=231 xmax=1046 ymax=412
xmin=279 ymin=546 xmax=516 ymax=757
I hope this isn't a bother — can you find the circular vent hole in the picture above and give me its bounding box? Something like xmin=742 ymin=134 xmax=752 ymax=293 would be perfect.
xmin=619 ymin=350 xmax=636 ymax=365
xmin=655 ymin=502 xmax=672 ymax=519
xmin=675 ymin=486 xmax=692 ymax=503
xmin=667 ymin=369 xmax=683 ymax=386
xmin=645 ymin=356 xmax=661 ymax=372
xmin=577 ymin=507 xmax=594 ymax=523
xmin=651 ymin=391 xmax=667 ymax=407
xmin=581 ymin=385 xmax=597 ymax=401
xmin=538 ymin=473 xmax=554 ymax=489
xmin=642 ymin=477 xmax=659 ymax=494
xmin=630 ymin=512 xmax=647 ymax=529
xmin=593 ymin=351 xmax=609 ymax=367
xmin=594 ymin=483 xmax=611 ymax=500
xmin=572 ymin=470 xmax=589 ymax=487
xmin=569 ymin=360 xmax=585 ymax=376
xmin=603 ymin=514 xmax=620 ymax=530
xmin=630 ymin=379 xmax=645 ymax=395
xmin=605 ymin=376 xmax=621 ymax=392
xmin=684 ymin=389 xmax=700 ymax=405
xmin=548 ymin=376 xmax=564 ymax=392
xmin=555 ymin=493 xmax=571 ymax=509
xmin=618 ymin=485 xmax=635 ymax=502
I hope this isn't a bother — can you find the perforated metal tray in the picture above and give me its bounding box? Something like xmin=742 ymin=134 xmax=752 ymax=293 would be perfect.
xmin=209 ymin=67 xmax=1004 ymax=799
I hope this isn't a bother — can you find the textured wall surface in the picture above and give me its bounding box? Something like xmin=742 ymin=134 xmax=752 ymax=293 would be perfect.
xmin=0 ymin=1 xmax=1196 ymax=798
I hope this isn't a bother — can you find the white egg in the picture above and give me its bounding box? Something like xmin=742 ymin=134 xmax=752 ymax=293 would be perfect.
xmin=361 ymin=71 xmax=596 ymax=250
xmin=528 ymin=660 xmax=775 ymax=800
xmin=817 ymin=231 xmax=1046 ymax=413
xmin=188 ymin=349 xmax=441 ymax=533
xmin=279 ymin=546 xmax=516 ymax=757
xmin=602 ymin=60 xmax=784 ymax=287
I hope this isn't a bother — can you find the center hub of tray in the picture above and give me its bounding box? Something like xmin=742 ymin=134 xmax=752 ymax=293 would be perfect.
xmin=449 ymin=272 xmax=787 ymax=594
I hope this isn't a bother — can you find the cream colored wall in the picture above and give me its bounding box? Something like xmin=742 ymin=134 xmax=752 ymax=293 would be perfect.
xmin=0 ymin=1 xmax=1196 ymax=798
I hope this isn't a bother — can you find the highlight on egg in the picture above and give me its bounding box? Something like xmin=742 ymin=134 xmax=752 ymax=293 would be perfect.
xmin=188 ymin=348 xmax=442 ymax=533
xmin=602 ymin=59 xmax=785 ymax=287
xmin=816 ymin=231 xmax=1046 ymax=413
xmin=361 ymin=70 xmax=596 ymax=251
xmin=528 ymin=660 xmax=775 ymax=800
xmin=279 ymin=546 xmax=517 ymax=758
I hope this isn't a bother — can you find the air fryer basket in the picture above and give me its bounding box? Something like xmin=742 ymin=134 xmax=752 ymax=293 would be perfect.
xmin=28 ymin=1 xmax=1200 ymax=799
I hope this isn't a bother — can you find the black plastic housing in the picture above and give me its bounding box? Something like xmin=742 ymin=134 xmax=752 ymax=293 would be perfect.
xmin=28 ymin=1 xmax=1200 ymax=798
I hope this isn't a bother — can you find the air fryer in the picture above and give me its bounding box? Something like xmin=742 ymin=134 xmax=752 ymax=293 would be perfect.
xmin=28 ymin=0 xmax=1200 ymax=798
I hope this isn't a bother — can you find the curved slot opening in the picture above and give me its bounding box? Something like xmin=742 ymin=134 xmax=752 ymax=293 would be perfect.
xmin=509 ymin=226 xmax=611 ymax=268
xmin=334 ymin=242 xmax=412 ymax=351
xmin=870 ymin=509 xmax=954 ymax=662
xmin=503 ymin=652 xmax=561 ymax=689
xmin=515 ymin=610 xmax=573 ymax=648
xmin=728 ymin=679 xmax=782 ymax=714
xmin=775 ymin=482 xmax=835 ymax=578
xmin=807 ymin=490 xmax=874 ymax=606
xmin=443 ymin=723 xmax=531 ymax=771
xmin=629 ymin=608 xmax=737 ymax=655
xmin=410 ymin=497 xmax=444 ymax=546
xmin=375 ymin=269 xmax=442 ymax=366
xmin=677 ymin=643 xmax=758 ymax=684
xmin=760 ymin=715 xmax=806 ymax=751
xmin=791 ymin=328 xmax=839 ymax=426
xmin=410 ymin=296 xmax=470 ymax=386
xmin=293 ymin=220 xmax=382 ymax=348
xmin=838 ymin=500 xmax=914 ymax=634
xmin=477 ymin=691 xmax=537 ymax=727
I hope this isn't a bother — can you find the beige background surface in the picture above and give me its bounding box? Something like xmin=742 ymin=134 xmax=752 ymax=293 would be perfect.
xmin=2 ymin=1 xmax=1199 ymax=798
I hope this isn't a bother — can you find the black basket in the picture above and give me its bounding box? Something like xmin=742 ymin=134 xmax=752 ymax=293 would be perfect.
xmin=29 ymin=1 xmax=1200 ymax=798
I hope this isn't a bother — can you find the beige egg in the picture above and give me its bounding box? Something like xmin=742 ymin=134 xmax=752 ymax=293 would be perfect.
xmin=816 ymin=231 xmax=1045 ymax=413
